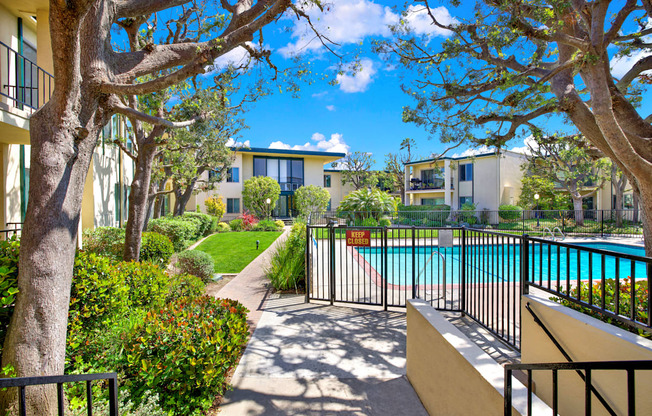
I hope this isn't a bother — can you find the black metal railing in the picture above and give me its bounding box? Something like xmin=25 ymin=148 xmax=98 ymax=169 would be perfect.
xmin=1 ymin=41 xmax=54 ymax=110
xmin=0 ymin=228 xmax=21 ymax=240
xmin=306 ymin=224 xmax=650 ymax=351
xmin=504 ymin=361 xmax=652 ymax=416
xmin=309 ymin=209 xmax=644 ymax=237
xmin=0 ymin=372 xmax=118 ymax=416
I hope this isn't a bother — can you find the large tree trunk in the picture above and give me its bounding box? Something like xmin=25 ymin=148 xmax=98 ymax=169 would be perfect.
xmin=572 ymin=197 xmax=584 ymax=227
xmin=123 ymin=144 xmax=157 ymax=261
xmin=0 ymin=2 xmax=109 ymax=413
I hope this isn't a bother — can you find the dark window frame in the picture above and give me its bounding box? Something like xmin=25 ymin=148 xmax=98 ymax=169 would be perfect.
xmin=227 ymin=198 xmax=240 ymax=214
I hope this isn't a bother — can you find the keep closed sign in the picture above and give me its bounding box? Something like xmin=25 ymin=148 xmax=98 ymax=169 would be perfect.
xmin=346 ymin=230 xmax=371 ymax=247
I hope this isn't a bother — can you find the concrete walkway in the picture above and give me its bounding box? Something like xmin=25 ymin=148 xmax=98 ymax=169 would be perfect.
xmin=218 ymin=295 xmax=427 ymax=415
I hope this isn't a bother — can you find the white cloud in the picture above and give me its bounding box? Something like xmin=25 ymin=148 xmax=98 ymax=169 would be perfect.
xmin=278 ymin=0 xmax=456 ymax=57
xmin=226 ymin=138 xmax=251 ymax=148
xmin=268 ymin=132 xmax=350 ymax=153
xmin=610 ymin=18 xmax=652 ymax=78
xmin=336 ymin=59 xmax=377 ymax=93
xmin=312 ymin=91 xmax=329 ymax=98
xmin=402 ymin=4 xmax=457 ymax=37
xmin=509 ymin=135 xmax=539 ymax=155
xmin=278 ymin=0 xmax=398 ymax=57
xmin=326 ymin=105 xmax=336 ymax=111
xmin=611 ymin=49 xmax=652 ymax=78
xmin=450 ymin=145 xmax=494 ymax=158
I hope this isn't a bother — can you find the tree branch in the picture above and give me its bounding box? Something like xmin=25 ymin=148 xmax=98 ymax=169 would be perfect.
xmin=116 ymin=0 xmax=190 ymax=18
xmin=112 ymin=102 xmax=205 ymax=128
xmin=616 ymin=55 xmax=652 ymax=90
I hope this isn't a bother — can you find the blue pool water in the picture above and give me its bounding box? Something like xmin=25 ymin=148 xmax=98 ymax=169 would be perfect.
xmin=358 ymin=242 xmax=649 ymax=286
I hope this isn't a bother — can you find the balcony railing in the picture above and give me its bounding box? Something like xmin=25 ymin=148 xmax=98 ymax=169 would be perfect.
xmin=1 ymin=41 xmax=54 ymax=111
xmin=409 ymin=180 xmax=447 ymax=191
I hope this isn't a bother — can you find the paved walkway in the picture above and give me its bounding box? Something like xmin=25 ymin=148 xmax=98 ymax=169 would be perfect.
xmin=212 ymin=229 xmax=427 ymax=416
xmin=219 ymin=295 xmax=428 ymax=415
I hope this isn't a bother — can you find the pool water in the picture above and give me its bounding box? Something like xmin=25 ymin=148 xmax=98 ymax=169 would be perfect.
xmin=358 ymin=242 xmax=648 ymax=286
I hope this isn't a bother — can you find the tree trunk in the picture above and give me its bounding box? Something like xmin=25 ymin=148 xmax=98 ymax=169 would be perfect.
xmin=123 ymin=144 xmax=157 ymax=261
xmin=572 ymin=197 xmax=584 ymax=226
xmin=615 ymin=191 xmax=623 ymax=228
xmin=172 ymin=178 xmax=198 ymax=216
xmin=0 ymin=103 xmax=103 ymax=415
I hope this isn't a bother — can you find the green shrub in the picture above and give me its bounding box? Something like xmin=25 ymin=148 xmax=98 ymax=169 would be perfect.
xmin=148 ymin=218 xmax=199 ymax=251
xmin=266 ymin=222 xmax=306 ymax=291
xmin=122 ymin=297 xmax=249 ymax=415
xmin=182 ymin=212 xmax=214 ymax=237
xmin=498 ymin=204 xmax=523 ymax=221
xmin=117 ymin=261 xmax=170 ymax=309
xmin=177 ymin=251 xmax=215 ymax=282
xmin=457 ymin=202 xmax=477 ymax=223
xmin=216 ymin=222 xmax=231 ymax=232
xmin=294 ymin=185 xmax=330 ymax=218
xmin=274 ymin=220 xmax=285 ymax=230
xmin=0 ymin=237 xmax=20 ymax=354
xmin=337 ymin=188 xmax=398 ymax=221
xmin=229 ymin=218 xmax=244 ymax=231
xmin=378 ymin=218 xmax=392 ymax=227
xmin=165 ymin=273 xmax=206 ymax=304
xmin=139 ymin=232 xmax=174 ymax=266
xmin=355 ymin=217 xmax=378 ymax=227
xmin=82 ymin=227 xmax=125 ymax=259
xmin=255 ymin=219 xmax=281 ymax=231
xmin=83 ymin=228 xmax=174 ymax=265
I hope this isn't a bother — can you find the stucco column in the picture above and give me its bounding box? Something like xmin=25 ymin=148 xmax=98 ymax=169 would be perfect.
xmin=404 ymin=164 xmax=411 ymax=205
xmin=444 ymin=160 xmax=451 ymax=206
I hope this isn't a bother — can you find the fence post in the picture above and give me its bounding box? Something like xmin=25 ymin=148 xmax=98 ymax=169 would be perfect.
xmin=384 ymin=226 xmax=388 ymax=311
xmin=305 ymin=224 xmax=310 ymax=304
xmin=521 ymin=234 xmax=529 ymax=296
xmin=461 ymin=227 xmax=466 ymax=313
xmin=412 ymin=226 xmax=416 ymax=299
xmin=522 ymin=210 xmax=525 ymax=235
xmin=328 ymin=223 xmax=336 ymax=305
xmin=601 ymin=210 xmax=604 ymax=237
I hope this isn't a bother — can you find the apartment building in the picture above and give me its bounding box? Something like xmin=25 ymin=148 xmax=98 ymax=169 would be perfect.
xmin=0 ymin=2 xmax=133 ymax=232
xmin=190 ymin=147 xmax=345 ymax=220
xmin=404 ymin=150 xmax=527 ymax=210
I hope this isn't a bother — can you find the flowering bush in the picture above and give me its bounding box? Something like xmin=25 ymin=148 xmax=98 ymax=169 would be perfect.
xmin=204 ymin=195 xmax=226 ymax=220
xmin=551 ymin=277 xmax=649 ymax=338
xmin=122 ymin=297 xmax=249 ymax=415
xmin=239 ymin=211 xmax=258 ymax=230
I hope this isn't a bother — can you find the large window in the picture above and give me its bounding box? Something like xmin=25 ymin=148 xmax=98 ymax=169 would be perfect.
xmin=227 ymin=198 xmax=240 ymax=214
xmin=420 ymin=169 xmax=444 ymax=189
xmin=459 ymin=163 xmax=473 ymax=182
xmin=227 ymin=167 xmax=239 ymax=183
xmin=253 ymin=157 xmax=304 ymax=191
xmin=324 ymin=174 xmax=331 ymax=188
xmin=422 ymin=197 xmax=445 ymax=206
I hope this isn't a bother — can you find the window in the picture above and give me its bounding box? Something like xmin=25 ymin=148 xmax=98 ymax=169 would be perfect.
xmin=254 ymin=158 xmax=266 ymax=176
xmin=459 ymin=196 xmax=473 ymax=206
xmin=227 ymin=198 xmax=240 ymax=214
xmin=227 ymin=167 xmax=239 ymax=183
xmin=327 ymin=198 xmax=332 ymax=211
xmin=459 ymin=163 xmax=473 ymax=182
xmin=324 ymin=174 xmax=331 ymax=188
xmin=422 ymin=198 xmax=445 ymax=206
xmin=208 ymin=170 xmax=220 ymax=181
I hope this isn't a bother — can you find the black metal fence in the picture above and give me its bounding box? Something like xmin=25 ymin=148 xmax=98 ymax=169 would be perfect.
xmin=1 ymin=40 xmax=54 ymax=110
xmin=0 ymin=372 xmax=118 ymax=416
xmin=310 ymin=209 xmax=644 ymax=237
xmin=504 ymin=360 xmax=652 ymax=416
xmin=306 ymin=224 xmax=651 ymax=351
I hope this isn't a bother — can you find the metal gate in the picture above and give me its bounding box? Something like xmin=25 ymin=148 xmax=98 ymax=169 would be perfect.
xmin=305 ymin=224 xmax=464 ymax=310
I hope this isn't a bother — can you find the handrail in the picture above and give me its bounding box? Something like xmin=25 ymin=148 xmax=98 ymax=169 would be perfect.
xmin=416 ymin=249 xmax=446 ymax=299
xmin=552 ymin=226 xmax=565 ymax=241
xmin=541 ymin=227 xmax=553 ymax=239
xmin=0 ymin=372 xmax=118 ymax=415
xmin=0 ymin=40 xmax=54 ymax=110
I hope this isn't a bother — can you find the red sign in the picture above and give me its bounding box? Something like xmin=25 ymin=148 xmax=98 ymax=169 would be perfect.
xmin=346 ymin=230 xmax=371 ymax=247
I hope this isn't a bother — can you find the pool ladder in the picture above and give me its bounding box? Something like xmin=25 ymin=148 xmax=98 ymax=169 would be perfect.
xmin=542 ymin=227 xmax=565 ymax=241
xmin=416 ymin=250 xmax=447 ymax=302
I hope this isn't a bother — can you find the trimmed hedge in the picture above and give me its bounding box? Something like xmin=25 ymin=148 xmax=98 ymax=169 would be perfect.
xmin=82 ymin=227 xmax=173 ymax=265
xmin=498 ymin=204 xmax=523 ymax=221
xmin=177 ymin=250 xmax=215 ymax=282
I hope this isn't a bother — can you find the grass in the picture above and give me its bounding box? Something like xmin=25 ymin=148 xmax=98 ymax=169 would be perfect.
xmin=194 ymin=231 xmax=282 ymax=273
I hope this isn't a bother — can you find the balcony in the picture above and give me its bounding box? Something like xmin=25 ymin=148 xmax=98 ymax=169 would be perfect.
xmin=1 ymin=40 xmax=53 ymax=112
xmin=408 ymin=178 xmax=452 ymax=191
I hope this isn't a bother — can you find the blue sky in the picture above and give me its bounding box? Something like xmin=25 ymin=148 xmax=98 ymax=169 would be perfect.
xmin=205 ymin=0 xmax=650 ymax=169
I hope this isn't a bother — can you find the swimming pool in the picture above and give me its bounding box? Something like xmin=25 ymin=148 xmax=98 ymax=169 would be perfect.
xmin=358 ymin=242 xmax=649 ymax=287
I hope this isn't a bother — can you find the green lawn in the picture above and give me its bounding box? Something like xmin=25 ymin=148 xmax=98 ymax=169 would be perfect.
xmin=194 ymin=231 xmax=282 ymax=273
